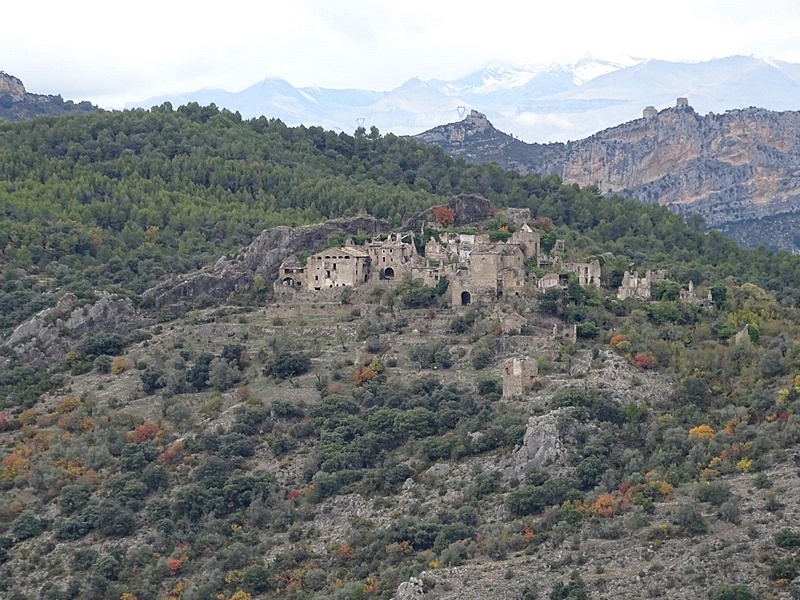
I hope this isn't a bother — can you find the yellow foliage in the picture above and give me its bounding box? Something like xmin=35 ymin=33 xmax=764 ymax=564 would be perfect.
xmin=736 ymin=458 xmax=753 ymax=472
xmin=688 ymin=424 xmax=715 ymax=440
xmin=56 ymin=396 xmax=81 ymax=414
xmin=64 ymin=349 xmax=82 ymax=363
xmin=19 ymin=408 xmax=38 ymax=427
xmin=225 ymin=569 xmax=244 ymax=585
xmin=776 ymin=389 xmax=789 ymax=408
xmin=229 ymin=591 xmax=253 ymax=600
xmin=111 ymin=357 xmax=129 ymax=374
xmin=120 ymin=593 xmax=139 ymax=600
xmin=428 ymin=560 xmax=441 ymax=569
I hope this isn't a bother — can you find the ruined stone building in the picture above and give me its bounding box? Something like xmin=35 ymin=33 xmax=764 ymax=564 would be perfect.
xmin=502 ymin=357 xmax=538 ymax=398
xmin=617 ymin=269 xmax=667 ymax=300
xmin=364 ymin=233 xmax=417 ymax=280
xmin=273 ymin=220 xmax=596 ymax=306
xmin=274 ymin=256 xmax=306 ymax=292
xmin=305 ymin=246 xmax=371 ymax=290
xmin=538 ymin=260 xmax=601 ymax=290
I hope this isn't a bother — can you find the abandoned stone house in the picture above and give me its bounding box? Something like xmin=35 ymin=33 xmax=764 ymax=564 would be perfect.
xmin=305 ymin=246 xmax=371 ymax=290
xmin=616 ymin=269 xmax=667 ymax=300
xmin=538 ymin=260 xmax=602 ymax=290
xmin=502 ymin=357 xmax=538 ymax=398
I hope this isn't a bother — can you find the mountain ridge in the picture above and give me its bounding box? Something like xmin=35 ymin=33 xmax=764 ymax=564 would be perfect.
xmin=414 ymin=103 xmax=800 ymax=252
xmin=0 ymin=71 xmax=96 ymax=121
xmin=128 ymin=55 xmax=800 ymax=142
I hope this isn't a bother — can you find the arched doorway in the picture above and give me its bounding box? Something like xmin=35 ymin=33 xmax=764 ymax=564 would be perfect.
xmin=461 ymin=291 xmax=471 ymax=306
xmin=282 ymin=277 xmax=295 ymax=287
xmin=384 ymin=267 xmax=395 ymax=280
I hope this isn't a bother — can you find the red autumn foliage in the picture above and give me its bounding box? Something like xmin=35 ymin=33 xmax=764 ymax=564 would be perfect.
xmin=167 ymin=554 xmax=188 ymax=573
xmin=609 ymin=334 xmax=627 ymax=348
xmin=130 ymin=421 xmax=159 ymax=443
xmin=158 ymin=440 xmax=184 ymax=463
xmin=0 ymin=412 xmax=7 ymax=430
xmin=285 ymin=490 xmax=302 ymax=501
xmin=431 ymin=206 xmax=455 ymax=226
xmin=631 ymin=352 xmax=656 ymax=369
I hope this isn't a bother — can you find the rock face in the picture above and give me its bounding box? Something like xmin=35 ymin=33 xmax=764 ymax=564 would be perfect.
xmin=512 ymin=409 xmax=570 ymax=474
xmin=144 ymin=215 xmax=391 ymax=311
xmin=402 ymin=193 xmax=494 ymax=231
xmin=0 ymin=72 xmax=25 ymax=101
xmin=0 ymin=71 xmax=96 ymax=121
xmin=413 ymin=110 xmax=566 ymax=176
xmin=2 ymin=292 xmax=149 ymax=369
xmin=243 ymin=215 xmax=390 ymax=277
xmin=563 ymin=104 xmax=800 ymax=230
xmin=417 ymin=106 xmax=800 ymax=251
xmin=393 ymin=577 xmax=424 ymax=600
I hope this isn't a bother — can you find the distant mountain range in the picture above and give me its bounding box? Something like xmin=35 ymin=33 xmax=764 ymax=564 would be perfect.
xmin=0 ymin=72 xmax=95 ymax=121
xmin=130 ymin=55 xmax=800 ymax=142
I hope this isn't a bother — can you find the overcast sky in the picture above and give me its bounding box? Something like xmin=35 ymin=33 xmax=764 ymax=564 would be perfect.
xmin=5 ymin=0 xmax=800 ymax=108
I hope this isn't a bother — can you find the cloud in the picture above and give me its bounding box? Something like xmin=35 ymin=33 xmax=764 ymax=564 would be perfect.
xmin=4 ymin=0 xmax=800 ymax=107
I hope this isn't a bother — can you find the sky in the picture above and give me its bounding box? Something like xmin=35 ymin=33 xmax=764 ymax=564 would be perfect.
xmin=5 ymin=0 xmax=800 ymax=109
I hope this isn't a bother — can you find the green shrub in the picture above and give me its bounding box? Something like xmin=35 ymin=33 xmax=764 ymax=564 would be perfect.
xmin=709 ymin=584 xmax=755 ymax=600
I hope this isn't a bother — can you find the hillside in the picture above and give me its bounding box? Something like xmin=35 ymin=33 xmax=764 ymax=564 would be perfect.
xmin=3 ymin=209 xmax=800 ymax=600
xmin=3 ymin=106 xmax=800 ymax=599
xmin=415 ymin=105 xmax=800 ymax=252
xmin=0 ymin=72 xmax=95 ymax=121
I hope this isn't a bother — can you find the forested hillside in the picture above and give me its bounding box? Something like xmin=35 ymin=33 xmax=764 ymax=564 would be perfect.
xmin=5 ymin=102 xmax=800 ymax=337
xmin=4 ymin=105 xmax=800 ymax=599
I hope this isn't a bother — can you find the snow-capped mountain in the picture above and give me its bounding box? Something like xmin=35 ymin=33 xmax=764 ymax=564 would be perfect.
xmin=128 ymin=55 xmax=800 ymax=143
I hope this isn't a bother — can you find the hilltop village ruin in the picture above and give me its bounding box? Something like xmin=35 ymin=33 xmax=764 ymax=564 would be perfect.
xmin=274 ymin=212 xmax=607 ymax=308
xmin=272 ymin=203 xmax=704 ymax=308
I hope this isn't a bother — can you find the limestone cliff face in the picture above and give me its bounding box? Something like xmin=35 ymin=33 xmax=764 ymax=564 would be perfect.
xmin=417 ymin=106 xmax=800 ymax=248
xmin=562 ymin=105 xmax=800 ymax=227
xmin=0 ymin=72 xmax=25 ymax=101
xmin=0 ymin=71 xmax=96 ymax=121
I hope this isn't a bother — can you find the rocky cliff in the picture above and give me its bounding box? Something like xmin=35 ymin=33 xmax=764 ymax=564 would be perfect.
xmin=563 ymin=103 xmax=800 ymax=229
xmin=0 ymin=71 xmax=96 ymax=121
xmin=416 ymin=106 xmax=800 ymax=250
xmin=413 ymin=110 xmax=566 ymax=176
xmin=144 ymin=215 xmax=391 ymax=311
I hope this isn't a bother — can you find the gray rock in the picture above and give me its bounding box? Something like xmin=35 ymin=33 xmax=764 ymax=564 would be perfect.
xmin=513 ymin=409 xmax=571 ymax=474
xmin=394 ymin=577 xmax=424 ymax=600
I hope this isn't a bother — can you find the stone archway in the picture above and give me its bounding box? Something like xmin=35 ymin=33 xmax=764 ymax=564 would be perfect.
xmin=384 ymin=267 xmax=395 ymax=280
xmin=282 ymin=277 xmax=295 ymax=287
xmin=461 ymin=291 xmax=471 ymax=306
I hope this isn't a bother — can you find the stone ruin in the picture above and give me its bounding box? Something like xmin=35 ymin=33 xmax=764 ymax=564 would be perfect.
xmin=617 ymin=269 xmax=667 ymax=301
xmin=502 ymin=357 xmax=538 ymax=398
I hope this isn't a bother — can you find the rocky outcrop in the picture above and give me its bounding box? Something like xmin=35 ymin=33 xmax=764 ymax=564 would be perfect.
xmin=402 ymin=193 xmax=494 ymax=231
xmin=143 ymin=215 xmax=391 ymax=311
xmin=413 ymin=110 xmax=566 ymax=176
xmin=392 ymin=577 xmax=424 ymax=600
xmin=143 ymin=256 xmax=252 ymax=312
xmin=244 ymin=215 xmax=390 ymax=277
xmin=563 ymin=104 xmax=800 ymax=230
xmin=0 ymin=71 xmax=96 ymax=121
xmin=512 ymin=409 xmax=571 ymax=474
xmin=0 ymin=72 xmax=25 ymax=101
xmin=417 ymin=105 xmax=800 ymax=251
xmin=2 ymin=292 xmax=150 ymax=369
